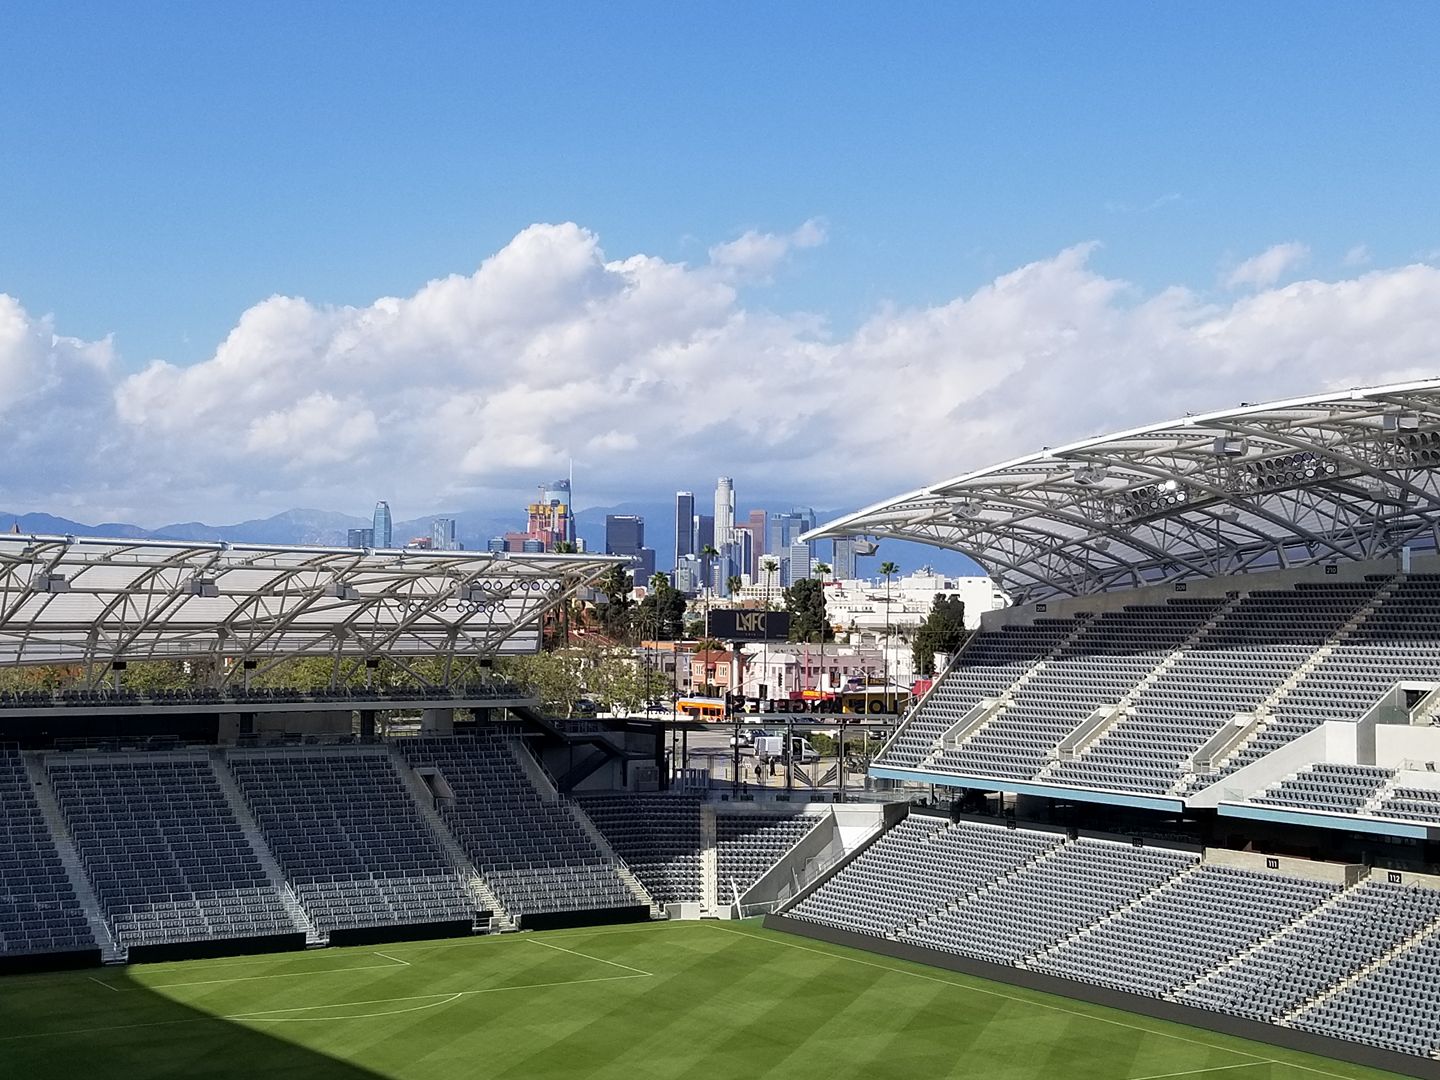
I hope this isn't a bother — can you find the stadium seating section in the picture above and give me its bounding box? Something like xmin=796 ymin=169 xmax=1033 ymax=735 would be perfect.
xmin=576 ymin=793 xmax=703 ymax=904
xmin=789 ymin=814 xmax=1440 ymax=1057
xmin=226 ymin=749 xmax=478 ymax=933
xmin=881 ymin=574 xmax=1440 ymax=808
xmin=715 ymin=813 xmax=824 ymax=898
xmin=48 ymin=754 xmax=297 ymax=947
xmin=0 ymin=748 xmax=94 ymax=959
xmin=396 ymin=734 xmax=638 ymax=916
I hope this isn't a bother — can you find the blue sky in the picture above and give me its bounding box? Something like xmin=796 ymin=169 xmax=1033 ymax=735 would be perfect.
xmin=6 ymin=4 xmax=1436 ymax=364
xmin=1 ymin=4 xmax=1438 ymax=536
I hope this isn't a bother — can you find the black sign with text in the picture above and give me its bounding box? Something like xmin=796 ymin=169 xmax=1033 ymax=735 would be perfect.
xmin=707 ymin=609 xmax=791 ymax=642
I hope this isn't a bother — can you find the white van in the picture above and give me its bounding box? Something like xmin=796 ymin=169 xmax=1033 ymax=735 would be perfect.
xmin=753 ymin=735 xmax=819 ymax=764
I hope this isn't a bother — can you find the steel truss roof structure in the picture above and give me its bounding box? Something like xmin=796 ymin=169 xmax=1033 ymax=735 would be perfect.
xmin=0 ymin=536 xmax=620 ymax=680
xmin=807 ymin=379 xmax=1440 ymax=604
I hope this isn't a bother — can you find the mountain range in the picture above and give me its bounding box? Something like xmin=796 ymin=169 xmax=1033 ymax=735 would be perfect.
xmin=0 ymin=501 xmax=981 ymax=577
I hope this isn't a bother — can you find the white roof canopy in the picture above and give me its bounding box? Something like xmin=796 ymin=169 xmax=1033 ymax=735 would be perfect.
xmin=807 ymin=379 xmax=1440 ymax=604
xmin=0 ymin=536 xmax=619 ymax=673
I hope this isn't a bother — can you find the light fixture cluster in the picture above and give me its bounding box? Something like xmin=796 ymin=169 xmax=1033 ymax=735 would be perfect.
xmin=1391 ymin=431 xmax=1440 ymax=467
xmin=1228 ymin=451 xmax=1339 ymax=491
xmin=1103 ymin=478 xmax=1191 ymax=521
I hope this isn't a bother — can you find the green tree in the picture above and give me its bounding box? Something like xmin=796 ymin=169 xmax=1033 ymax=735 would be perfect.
xmin=497 ymin=650 xmax=589 ymax=717
xmin=912 ymin=594 xmax=969 ymax=677
xmin=726 ymin=574 xmax=742 ymax=600
xmin=595 ymin=564 xmax=635 ymax=640
xmin=637 ymin=573 xmax=688 ymax=640
xmin=783 ymin=577 xmax=833 ymax=643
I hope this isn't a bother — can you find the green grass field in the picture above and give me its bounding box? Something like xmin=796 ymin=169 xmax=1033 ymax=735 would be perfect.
xmin=0 ymin=921 xmax=1411 ymax=1079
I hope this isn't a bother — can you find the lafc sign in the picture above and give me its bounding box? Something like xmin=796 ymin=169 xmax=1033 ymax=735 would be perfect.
xmin=707 ymin=608 xmax=791 ymax=642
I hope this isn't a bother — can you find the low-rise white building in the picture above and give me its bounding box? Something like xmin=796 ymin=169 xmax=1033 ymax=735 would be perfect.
xmin=738 ymin=642 xmax=887 ymax=699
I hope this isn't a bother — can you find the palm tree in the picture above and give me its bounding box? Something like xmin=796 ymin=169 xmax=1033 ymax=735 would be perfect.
xmin=812 ymin=562 xmax=832 ymax=699
xmin=880 ymin=560 xmax=899 ymax=695
xmin=700 ymin=544 xmax=719 ymax=601
xmin=760 ymin=557 xmax=780 ymax=610
xmin=726 ymin=574 xmax=743 ymax=601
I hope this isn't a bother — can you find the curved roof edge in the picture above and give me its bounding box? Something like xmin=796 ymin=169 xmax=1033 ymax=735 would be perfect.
xmin=806 ymin=379 xmax=1440 ymax=604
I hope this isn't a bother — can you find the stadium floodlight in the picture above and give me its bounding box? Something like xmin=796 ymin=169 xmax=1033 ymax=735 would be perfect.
xmin=1384 ymin=413 xmax=1421 ymax=433
xmin=948 ymin=498 xmax=985 ymax=520
xmin=188 ymin=577 xmax=220 ymax=598
xmin=1210 ymin=436 xmax=1248 ymax=457
xmin=32 ymin=572 xmax=69 ymax=594
xmin=1071 ymin=465 xmax=1108 ymax=486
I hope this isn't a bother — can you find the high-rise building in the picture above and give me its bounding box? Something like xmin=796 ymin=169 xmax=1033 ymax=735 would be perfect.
xmin=714 ymin=477 xmax=735 ymax=547
xmin=769 ymin=507 xmax=816 ymax=554
xmin=347 ymin=527 xmax=374 ymax=549
xmin=747 ymin=509 xmax=768 ymax=553
xmin=695 ymin=514 xmax=715 ymax=553
xmin=674 ymin=491 xmax=695 ymax=568
xmin=832 ymin=537 xmax=858 ymax=580
xmin=672 ymin=555 xmax=702 ymax=595
xmin=786 ymin=540 xmax=812 ymax=585
xmin=541 ymin=479 xmax=575 ymax=545
xmin=372 ymin=501 xmax=393 ymax=548
xmin=527 ymin=481 xmax=573 ymax=550
xmin=605 ymin=514 xmax=645 ymax=557
xmin=721 ymin=529 xmax=753 ymax=592
xmin=431 ymin=517 xmax=458 ymax=551
xmin=487 ymin=536 xmax=507 ymax=553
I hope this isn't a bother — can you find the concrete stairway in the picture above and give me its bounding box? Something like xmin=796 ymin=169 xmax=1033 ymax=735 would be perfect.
xmin=700 ymin=804 xmax=719 ymax=914
xmin=24 ymin=754 xmax=123 ymax=962
xmin=387 ymin=750 xmax=514 ymax=932
xmin=208 ymin=752 xmax=324 ymax=945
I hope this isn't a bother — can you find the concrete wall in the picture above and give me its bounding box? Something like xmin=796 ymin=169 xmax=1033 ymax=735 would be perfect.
xmin=1187 ymin=723 xmax=1346 ymax=807
xmin=1377 ymin=725 xmax=1440 ymax=770
xmin=1201 ymin=846 xmax=1363 ymax=885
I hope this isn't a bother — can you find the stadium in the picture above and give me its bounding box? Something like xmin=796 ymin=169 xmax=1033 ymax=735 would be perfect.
xmin=5 ymin=381 xmax=1440 ymax=1080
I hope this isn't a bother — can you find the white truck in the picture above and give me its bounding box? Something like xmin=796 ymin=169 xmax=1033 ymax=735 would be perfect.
xmin=753 ymin=735 xmax=820 ymax=764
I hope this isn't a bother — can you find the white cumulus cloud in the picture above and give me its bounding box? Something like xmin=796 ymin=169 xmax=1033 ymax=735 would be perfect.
xmin=2 ymin=225 xmax=1440 ymax=526
xmin=1224 ymin=242 xmax=1310 ymax=289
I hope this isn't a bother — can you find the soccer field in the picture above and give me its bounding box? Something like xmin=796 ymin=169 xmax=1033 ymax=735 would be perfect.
xmin=0 ymin=921 xmax=1410 ymax=1080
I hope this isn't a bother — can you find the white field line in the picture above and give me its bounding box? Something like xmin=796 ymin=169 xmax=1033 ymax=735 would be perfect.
xmin=91 ymin=959 xmax=408 ymax=992
xmin=714 ymin=925 xmax=1388 ymax=1080
xmin=3 ymin=972 xmax=651 ymax=1042
xmin=527 ymin=937 xmax=654 ymax=976
xmin=1127 ymin=1063 xmax=1270 ymax=1080
xmin=87 ymin=976 xmax=121 ymax=993
xmin=372 ymin=951 xmax=411 ymax=967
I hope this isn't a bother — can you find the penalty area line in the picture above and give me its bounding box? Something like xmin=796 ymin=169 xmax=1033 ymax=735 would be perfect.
xmin=527 ymin=937 xmax=654 ymax=976
xmin=1 ymin=971 xmax=651 ymax=1042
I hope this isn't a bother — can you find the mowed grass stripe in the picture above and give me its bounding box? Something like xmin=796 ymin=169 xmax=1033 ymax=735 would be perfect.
xmin=0 ymin=921 xmax=1415 ymax=1080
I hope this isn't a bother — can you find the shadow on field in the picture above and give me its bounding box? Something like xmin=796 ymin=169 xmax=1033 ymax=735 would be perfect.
xmin=1 ymin=962 xmax=389 ymax=1080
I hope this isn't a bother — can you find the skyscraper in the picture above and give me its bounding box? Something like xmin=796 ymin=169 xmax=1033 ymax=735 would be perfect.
xmin=527 ymin=481 xmax=573 ymax=549
xmin=431 ymin=517 xmax=457 ymax=551
xmin=372 ymin=501 xmax=393 ymax=548
xmin=675 ymin=491 xmax=695 ymax=568
xmin=605 ymin=514 xmax=645 ymax=557
xmin=748 ymin=509 xmax=768 ymax=553
xmin=347 ymin=527 xmax=374 ymax=549
xmin=695 ymin=514 xmax=715 ymax=553
xmin=768 ymin=507 xmax=815 ymax=556
xmin=786 ymin=540 xmax=812 ymax=585
xmin=714 ymin=477 xmax=735 ymax=548
xmin=832 ymin=537 xmax=858 ymax=580
xmin=541 ymin=479 xmax=575 ymax=544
